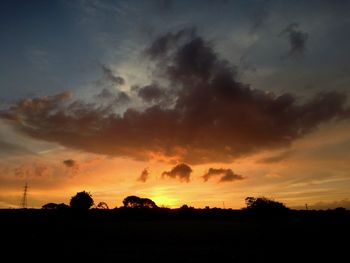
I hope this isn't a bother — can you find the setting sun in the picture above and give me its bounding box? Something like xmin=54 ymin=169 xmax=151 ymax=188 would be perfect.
xmin=149 ymin=187 xmax=181 ymax=208
xmin=152 ymin=195 xmax=179 ymax=208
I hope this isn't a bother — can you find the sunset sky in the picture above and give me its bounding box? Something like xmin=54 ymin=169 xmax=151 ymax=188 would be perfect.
xmin=1 ymin=0 xmax=350 ymax=209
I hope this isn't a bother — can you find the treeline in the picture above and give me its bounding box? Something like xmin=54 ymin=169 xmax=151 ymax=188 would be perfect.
xmin=40 ymin=191 xmax=348 ymax=216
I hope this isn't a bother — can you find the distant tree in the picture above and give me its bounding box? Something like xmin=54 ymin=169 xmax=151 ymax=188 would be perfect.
xmin=141 ymin=198 xmax=158 ymax=208
xmin=180 ymin=204 xmax=189 ymax=209
xmin=123 ymin=195 xmax=157 ymax=208
xmin=70 ymin=191 xmax=94 ymax=211
xmin=56 ymin=203 xmax=69 ymax=210
xmin=245 ymin=197 xmax=288 ymax=212
xmin=42 ymin=203 xmax=59 ymax=209
xmin=333 ymin=207 xmax=346 ymax=213
xmin=42 ymin=202 xmax=69 ymax=210
xmin=123 ymin=196 xmax=141 ymax=208
xmin=96 ymin=202 xmax=109 ymax=209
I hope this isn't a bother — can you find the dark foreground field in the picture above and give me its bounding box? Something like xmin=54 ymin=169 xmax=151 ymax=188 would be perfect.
xmin=1 ymin=209 xmax=349 ymax=262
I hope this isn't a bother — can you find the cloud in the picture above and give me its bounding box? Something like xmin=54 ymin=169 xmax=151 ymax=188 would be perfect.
xmin=203 ymin=168 xmax=244 ymax=183
xmin=94 ymin=65 xmax=129 ymax=106
xmin=62 ymin=159 xmax=80 ymax=175
xmin=162 ymin=163 xmax=192 ymax=182
xmin=219 ymin=171 xmax=244 ymax=182
xmin=63 ymin=159 xmax=77 ymax=168
xmin=0 ymin=140 xmax=34 ymax=157
xmin=0 ymin=29 xmax=349 ymax=164
xmin=137 ymin=168 xmax=149 ymax=183
xmin=14 ymin=163 xmax=51 ymax=179
xmin=257 ymin=150 xmax=294 ymax=163
xmin=96 ymin=88 xmax=130 ymax=105
xmin=101 ymin=65 xmax=125 ymax=86
xmin=280 ymin=23 xmax=308 ymax=57
xmin=136 ymin=84 xmax=167 ymax=103
xmin=145 ymin=28 xmax=196 ymax=59
xmin=34 ymin=165 xmax=50 ymax=177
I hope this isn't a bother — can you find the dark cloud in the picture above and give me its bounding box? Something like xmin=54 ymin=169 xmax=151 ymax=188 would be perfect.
xmin=280 ymin=23 xmax=308 ymax=57
xmin=0 ymin=29 xmax=349 ymax=164
xmin=257 ymin=150 xmax=294 ymax=163
xmin=116 ymin=92 xmax=130 ymax=104
xmin=96 ymin=88 xmax=130 ymax=105
xmin=0 ymin=140 xmax=34 ymax=157
xmin=63 ymin=159 xmax=79 ymax=175
xmin=94 ymin=65 xmax=129 ymax=106
xmin=138 ymin=168 xmax=149 ymax=183
xmin=101 ymin=65 xmax=125 ymax=86
xmin=96 ymin=88 xmax=113 ymax=99
xmin=219 ymin=172 xmax=244 ymax=182
xmin=14 ymin=164 xmax=51 ymax=178
xmin=162 ymin=163 xmax=192 ymax=182
xmin=146 ymin=28 xmax=195 ymax=59
xmin=203 ymin=168 xmax=244 ymax=183
xmin=137 ymin=84 xmax=166 ymax=103
xmin=14 ymin=165 xmax=29 ymax=178
xmin=63 ymin=159 xmax=76 ymax=168
xmin=34 ymin=165 xmax=50 ymax=177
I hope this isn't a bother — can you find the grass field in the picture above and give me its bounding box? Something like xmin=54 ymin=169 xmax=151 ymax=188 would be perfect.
xmin=1 ymin=209 xmax=349 ymax=262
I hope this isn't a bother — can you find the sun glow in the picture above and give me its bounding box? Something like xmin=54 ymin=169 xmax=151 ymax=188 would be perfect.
xmin=152 ymin=195 xmax=179 ymax=208
xmin=148 ymin=187 xmax=180 ymax=208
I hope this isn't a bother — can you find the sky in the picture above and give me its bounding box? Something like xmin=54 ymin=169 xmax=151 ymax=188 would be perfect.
xmin=1 ymin=0 xmax=350 ymax=209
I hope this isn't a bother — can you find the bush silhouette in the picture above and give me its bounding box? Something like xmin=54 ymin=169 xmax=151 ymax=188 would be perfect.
xmin=70 ymin=191 xmax=94 ymax=211
xmin=180 ymin=204 xmax=189 ymax=209
xmin=96 ymin=202 xmax=109 ymax=209
xmin=42 ymin=203 xmax=59 ymax=209
xmin=245 ymin=196 xmax=288 ymax=212
xmin=56 ymin=203 xmax=70 ymax=210
xmin=123 ymin=195 xmax=157 ymax=208
xmin=42 ymin=202 xmax=69 ymax=210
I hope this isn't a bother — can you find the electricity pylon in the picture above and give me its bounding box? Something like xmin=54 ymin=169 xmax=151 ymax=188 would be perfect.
xmin=20 ymin=182 xmax=28 ymax=209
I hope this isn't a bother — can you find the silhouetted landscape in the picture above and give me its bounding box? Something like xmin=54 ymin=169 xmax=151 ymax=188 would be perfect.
xmin=1 ymin=193 xmax=349 ymax=262
xmin=1 ymin=1 xmax=350 ymax=262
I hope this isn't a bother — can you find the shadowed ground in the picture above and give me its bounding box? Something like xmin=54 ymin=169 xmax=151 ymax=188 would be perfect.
xmin=1 ymin=209 xmax=349 ymax=262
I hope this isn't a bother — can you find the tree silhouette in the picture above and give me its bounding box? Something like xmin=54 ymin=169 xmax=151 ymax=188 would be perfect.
xmin=96 ymin=202 xmax=109 ymax=209
xmin=140 ymin=198 xmax=158 ymax=208
xmin=56 ymin=203 xmax=69 ymax=210
xmin=245 ymin=196 xmax=288 ymax=212
xmin=42 ymin=203 xmax=59 ymax=209
xmin=123 ymin=195 xmax=140 ymax=208
xmin=180 ymin=204 xmax=189 ymax=209
xmin=42 ymin=202 xmax=69 ymax=210
xmin=70 ymin=191 xmax=94 ymax=211
xmin=123 ymin=195 xmax=157 ymax=208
